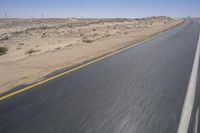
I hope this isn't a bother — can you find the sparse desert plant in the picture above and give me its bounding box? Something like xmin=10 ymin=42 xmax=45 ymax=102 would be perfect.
xmin=1 ymin=35 xmax=9 ymax=41
xmin=39 ymin=26 xmax=47 ymax=30
xmin=92 ymin=28 xmax=96 ymax=31
xmin=25 ymin=30 xmax=28 ymax=34
xmin=68 ymin=25 xmax=73 ymax=28
xmin=19 ymin=43 xmax=24 ymax=45
xmin=82 ymin=38 xmax=93 ymax=43
xmin=55 ymin=47 xmax=61 ymax=50
xmin=0 ymin=47 xmax=8 ymax=55
xmin=124 ymin=31 xmax=128 ymax=34
xmin=13 ymin=31 xmax=23 ymax=36
xmin=104 ymin=34 xmax=111 ymax=37
xmin=116 ymin=31 xmax=121 ymax=34
xmin=26 ymin=49 xmax=39 ymax=55
xmin=65 ymin=44 xmax=73 ymax=48
xmin=80 ymin=33 xmax=84 ymax=37
xmin=41 ymin=32 xmax=47 ymax=38
xmin=93 ymin=33 xmax=99 ymax=37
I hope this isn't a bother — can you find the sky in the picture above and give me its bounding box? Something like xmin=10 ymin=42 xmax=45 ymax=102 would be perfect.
xmin=0 ymin=0 xmax=199 ymax=18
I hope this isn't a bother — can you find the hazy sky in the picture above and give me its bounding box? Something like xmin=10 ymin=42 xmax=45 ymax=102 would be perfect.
xmin=0 ymin=0 xmax=199 ymax=18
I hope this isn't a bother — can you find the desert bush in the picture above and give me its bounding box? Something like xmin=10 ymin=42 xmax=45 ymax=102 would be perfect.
xmin=0 ymin=47 xmax=8 ymax=55
xmin=92 ymin=28 xmax=96 ymax=31
xmin=80 ymin=33 xmax=84 ymax=37
xmin=1 ymin=36 xmax=9 ymax=41
xmin=104 ymin=34 xmax=111 ymax=37
xmin=26 ymin=49 xmax=39 ymax=54
xmin=55 ymin=47 xmax=61 ymax=50
xmin=39 ymin=26 xmax=47 ymax=30
xmin=19 ymin=43 xmax=24 ymax=45
xmin=93 ymin=33 xmax=99 ymax=36
xmin=82 ymin=39 xmax=93 ymax=43
xmin=124 ymin=31 xmax=128 ymax=34
xmin=41 ymin=32 xmax=47 ymax=38
xmin=116 ymin=31 xmax=121 ymax=34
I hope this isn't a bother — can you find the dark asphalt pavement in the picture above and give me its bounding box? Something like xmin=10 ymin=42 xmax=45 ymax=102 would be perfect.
xmin=0 ymin=19 xmax=200 ymax=133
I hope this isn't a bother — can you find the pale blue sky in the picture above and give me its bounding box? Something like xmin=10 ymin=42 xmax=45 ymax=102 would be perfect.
xmin=0 ymin=0 xmax=199 ymax=18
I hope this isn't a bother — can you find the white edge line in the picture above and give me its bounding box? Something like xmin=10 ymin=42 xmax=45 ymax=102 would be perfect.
xmin=177 ymin=31 xmax=200 ymax=133
xmin=195 ymin=107 xmax=199 ymax=133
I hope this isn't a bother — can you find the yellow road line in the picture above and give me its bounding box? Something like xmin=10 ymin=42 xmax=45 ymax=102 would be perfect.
xmin=0 ymin=27 xmax=177 ymax=101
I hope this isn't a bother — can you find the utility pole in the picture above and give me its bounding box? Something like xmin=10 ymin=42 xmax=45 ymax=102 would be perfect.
xmin=41 ymin=13 xmax=44 ymax=18
xmin=4 ymin=12 xmax=7 ymax=18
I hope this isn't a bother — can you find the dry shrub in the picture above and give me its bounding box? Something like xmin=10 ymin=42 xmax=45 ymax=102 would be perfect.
xmin=0 ymin=47 xmax=8 ymax=55
xmin=1 ymin=36 xmax=9 ymax=41
xmin=19 ymin=43 xmax=24 ymax=45
xmin=41 ymin=32 xmax=47 ymax=38
xmin=26 ymin=49 xmax=39 ymax=54
xmin=80 ymin=33 xmax=84 ymax=37
xmin=55 ymin=47 xmax=61 ymax=50
xmin=124 ymin=31 xmax=128 ymax=34
xmin=82 ymin=39 xmax=93 ymax=43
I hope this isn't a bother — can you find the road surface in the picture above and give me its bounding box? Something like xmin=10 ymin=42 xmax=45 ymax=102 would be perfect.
xmin=0 ymin=19 xmax=200 ymax=133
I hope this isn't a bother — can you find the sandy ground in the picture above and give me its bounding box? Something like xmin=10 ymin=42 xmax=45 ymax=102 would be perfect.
xmin=0 ymin=17 xmax=184 ymax=94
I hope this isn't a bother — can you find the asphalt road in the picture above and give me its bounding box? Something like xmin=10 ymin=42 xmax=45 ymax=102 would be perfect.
xmin=0 ymin=19 xmax=200 ymax=133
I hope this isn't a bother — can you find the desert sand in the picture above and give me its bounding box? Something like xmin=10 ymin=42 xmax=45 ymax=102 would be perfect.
xmin=0 ymin=17 xmax=183 ymax=93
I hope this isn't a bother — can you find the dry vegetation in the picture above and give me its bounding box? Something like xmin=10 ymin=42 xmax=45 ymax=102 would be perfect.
xmin=0 ymin=46 xmax=8 ymax=55
xmin=0 ymin=16 xmax=184 ymax=93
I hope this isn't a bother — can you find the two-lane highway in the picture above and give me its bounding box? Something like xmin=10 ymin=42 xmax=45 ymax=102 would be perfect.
xmin=0 ymin=19 xmax=200 ymax=133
